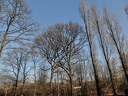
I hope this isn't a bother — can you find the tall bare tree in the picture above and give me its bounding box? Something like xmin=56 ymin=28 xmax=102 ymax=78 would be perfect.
xmin=79 ymin=1 xmax=101 ymax=95
xmin=35 ymin=25 xmax=61 ymax=96
xmin=103 ymin=8 xmax=128 ymax=84
xmin=0 ymin=0 xmax=39 ymax=57
xmin=91 ymin=5 xmax=117 ymax=95
xmin=29 ymin=44 xmax=39 ymax=96
xmin=3 ymin=48 xmax=30 ymax=96
xmin=56 ymin=22 xmax=85 ymax=96
xmin=35 ymin=22 xmax=85 ymax=96
xmin=20 ymin=48 xmax=32 ymax=96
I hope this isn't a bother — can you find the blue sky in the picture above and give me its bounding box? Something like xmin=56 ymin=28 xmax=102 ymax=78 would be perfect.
xmin=27 ymin=0 xmax=128 ymax=34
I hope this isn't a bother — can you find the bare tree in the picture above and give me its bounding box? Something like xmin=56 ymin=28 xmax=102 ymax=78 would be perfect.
xmin=0 ymin=0 xmax=39 ymax=57
xmin=35 ymin=25 xmax=61 ymax=96
xmin=20 ymin=48 xmax=32 ymax=96
xmin=91 ymin=5 xmax=117 ymax=95
xmin=29 ymin=44 xmax=39 ymax=96
xmin=38 ymin=64 xmax=48 ymax=96
xmin=35 ymin=22 xmax=85 ymax=96
xmin=103 ymin=8 xmax=128 ymax=84
xmin=55 ymin=22 xmax=85 ymax=96
xmin=3 ymin=48 xmax=21 ymax=96
xmin=79 ymin=1 xmax=101 ymax=95
xmin=3 ymin=47 xmax=31 ymax=96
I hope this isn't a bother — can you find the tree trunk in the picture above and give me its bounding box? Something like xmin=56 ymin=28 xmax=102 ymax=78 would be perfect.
xmin=15 ymin=79 xmax=18 ymax=96
xmin=69 ymin=76 xmax=74 ymax=96
xmin=50 ymin=69 xmax=54 ymax=96
xmin=34 ymin=58 xmax=37 ymax=96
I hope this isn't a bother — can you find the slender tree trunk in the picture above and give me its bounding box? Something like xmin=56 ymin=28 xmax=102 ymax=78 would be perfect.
xmin=21 ymin=77 xmax=26 ymax=96
xmin=69 ymin=76 xmax=74 ymax=96
xmin=68 ymin=58 xmax=74 ymax=96
xmin=34 ymin=59 xmax=37 ymax=96
xmin=91 ymin=59 xmax=101 ymax=96
xmin=50 ymin=69 xmax=54 ymax=96
xmin=21 ymin=84 xmax=24 ymax=96
xmin=15 ymin=79 xmax=18 ymax=96
xmin=57 ymin=68 xmax=59 ymax=96
xmin=106 ymin=59 xmax=117 ymax=95
xmin=15 ymin=72 xmax=19 ymax=96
